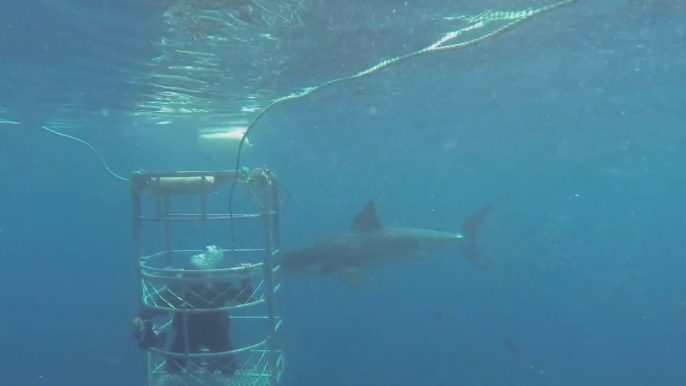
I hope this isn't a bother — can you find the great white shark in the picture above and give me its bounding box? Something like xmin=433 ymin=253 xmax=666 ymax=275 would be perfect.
xmin=280 ymin=200 xmax=493 ymax=285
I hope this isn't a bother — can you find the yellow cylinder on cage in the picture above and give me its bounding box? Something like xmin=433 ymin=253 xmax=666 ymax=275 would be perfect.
xmin=147 ymin=176 xmax=221 ymax=196
xmin=198 ymin=129 xmax=252 ymax=156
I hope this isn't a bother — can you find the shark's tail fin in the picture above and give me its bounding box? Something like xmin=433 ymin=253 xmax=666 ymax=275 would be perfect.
xmin=459 ymin=203 xmax=494 ymax=267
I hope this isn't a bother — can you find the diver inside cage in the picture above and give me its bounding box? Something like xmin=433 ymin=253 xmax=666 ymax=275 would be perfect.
xmin=132 ymin=245 xmax=255 ymax=376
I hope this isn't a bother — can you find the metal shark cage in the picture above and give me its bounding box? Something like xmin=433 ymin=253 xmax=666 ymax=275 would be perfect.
xmin=130 ymin=168 xmax=284 ymax=386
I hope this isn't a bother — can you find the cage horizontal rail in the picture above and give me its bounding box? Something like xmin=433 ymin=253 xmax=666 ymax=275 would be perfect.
xmin=136 ymin=213 xmax=276 ymax=222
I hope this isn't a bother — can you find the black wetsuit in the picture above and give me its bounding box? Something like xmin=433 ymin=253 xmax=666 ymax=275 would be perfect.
xmin=137 ymin=275 xmax=253 ymax=375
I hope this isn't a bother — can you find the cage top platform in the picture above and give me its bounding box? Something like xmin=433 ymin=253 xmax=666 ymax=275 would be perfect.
xmin=130 ymin=169 xmax=276 ymax=197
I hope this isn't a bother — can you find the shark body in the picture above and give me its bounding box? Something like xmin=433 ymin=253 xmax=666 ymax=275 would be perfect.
xmin=280 ymin=200 xmax=493 ymax=285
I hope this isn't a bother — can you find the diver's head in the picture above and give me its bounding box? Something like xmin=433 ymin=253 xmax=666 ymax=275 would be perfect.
xmin=189 ymin=245 xmax=224 ymax=271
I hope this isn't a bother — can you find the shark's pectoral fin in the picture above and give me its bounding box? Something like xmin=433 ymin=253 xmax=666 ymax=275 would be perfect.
xmin=323 ymin=265 xmax=366 ymax=287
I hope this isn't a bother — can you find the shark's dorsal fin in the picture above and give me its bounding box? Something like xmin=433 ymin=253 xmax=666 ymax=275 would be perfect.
xmin=351 ymin=200 xmax=383 ymax=233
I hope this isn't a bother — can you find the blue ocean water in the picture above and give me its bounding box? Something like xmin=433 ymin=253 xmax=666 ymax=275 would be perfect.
xmin=1 ymin=0 xmax=686 ymax=385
